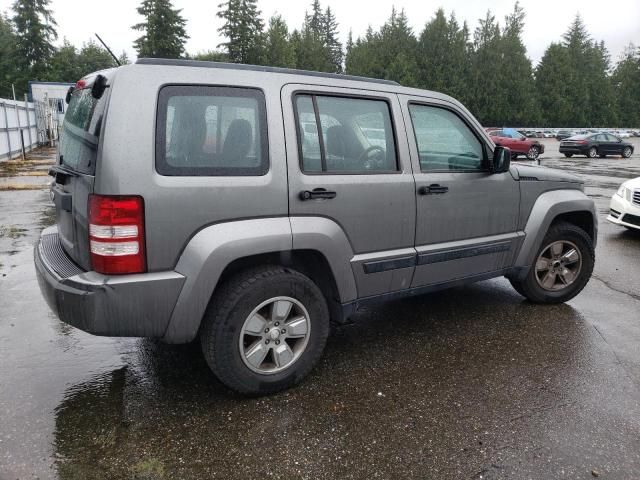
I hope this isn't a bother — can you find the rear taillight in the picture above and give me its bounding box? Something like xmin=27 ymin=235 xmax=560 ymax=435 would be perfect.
xmin=88 ymin=195 xmax=146 ymax=274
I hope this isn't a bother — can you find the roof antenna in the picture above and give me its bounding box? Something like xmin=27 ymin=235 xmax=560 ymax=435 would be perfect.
xmin=95 ymin=33 xmax=122 ymax=67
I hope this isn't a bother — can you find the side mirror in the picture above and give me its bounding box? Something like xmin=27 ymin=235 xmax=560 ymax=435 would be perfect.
xmin=490 ymin=146 xmax=511 ymax=174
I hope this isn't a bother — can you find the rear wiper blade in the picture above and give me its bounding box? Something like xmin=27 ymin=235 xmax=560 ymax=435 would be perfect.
xmin=49 ymin=164 xmax=79 ymax=179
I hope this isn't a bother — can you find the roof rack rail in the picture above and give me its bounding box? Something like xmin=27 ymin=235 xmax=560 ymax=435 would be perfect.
xmin=135 ymin=58 xmax=400 ymax=86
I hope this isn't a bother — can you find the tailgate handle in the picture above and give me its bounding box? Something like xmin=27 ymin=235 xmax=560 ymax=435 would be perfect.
xmin=53 ymin=188 xmax=73 ymax=212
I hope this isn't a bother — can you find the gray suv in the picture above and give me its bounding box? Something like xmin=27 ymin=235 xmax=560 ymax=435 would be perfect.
xmin=35 ymin=59 xmax=596 ymax=395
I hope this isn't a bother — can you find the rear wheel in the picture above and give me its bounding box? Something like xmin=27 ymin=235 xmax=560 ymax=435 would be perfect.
xmin=564 ymin=153 xmax=573 ymax=158
xmin=622 ymin=147 xmax=632 ymax=158
xmin=526 ymin=145 xmax=540 ymax=160
xmin=509 ymin=222 xmax=594 ymax=304
xmin=588 ymin=147 xmax=598 ymax=158
xmin=200 ymin=266 xmax=330 ymax=395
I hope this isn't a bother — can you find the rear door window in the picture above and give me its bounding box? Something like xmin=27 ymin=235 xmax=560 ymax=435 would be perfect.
xmin=156 ymin=85 xmax=268 ymax=176
xmin=59 ymin=88 xmax=108 ymax=174
xmin=294 ymin=94 xmax=398 ymax=174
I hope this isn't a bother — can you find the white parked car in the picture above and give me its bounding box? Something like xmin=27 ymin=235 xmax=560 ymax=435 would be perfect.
xmin=615 ymin=131 xmax=632 ymax=138
xmin=608 ymin=177 xmax=640 ymax=231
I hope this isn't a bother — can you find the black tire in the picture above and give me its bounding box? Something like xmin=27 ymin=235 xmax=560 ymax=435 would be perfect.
xmin=526 ymin=145 xmax=540 ymax=160
xmin=588 ymin=147 xmax=598 ymax=158
xmin=564 ymin=153 xmax=573 ymax=158
xmin=511 ymin=152 xmax=518 ymax=160
xmin=509 ymin=222 xmax=595 ymax=304
xmin=200 ymin=266 xmax=330 ymax=395
xmin=622 ymin=147 xmax=632 ymax=158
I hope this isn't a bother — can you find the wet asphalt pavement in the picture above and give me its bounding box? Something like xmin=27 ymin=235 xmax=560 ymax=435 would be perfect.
xmin=1 ymin=139 xmax=639 ymax=479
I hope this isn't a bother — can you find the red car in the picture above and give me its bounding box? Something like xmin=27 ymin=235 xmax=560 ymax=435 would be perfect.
xmin=487 ymin=128 xmax=544 ymax=160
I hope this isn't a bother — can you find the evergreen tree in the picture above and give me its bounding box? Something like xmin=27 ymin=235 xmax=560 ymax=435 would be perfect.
xmin=417 ymin=9 xmax=469 ymax=100
xmin=264 ymin=14 xmax=295 ymax=68
xmin=118 ymin=51 xmax=131 ymax=65
xmin=48 ymin=39 xmax=81 ymax=82
xmin=323 ymin=7 xmax=342 ymax=72
xmin=347 ymin=8 xmax=418 ymax=85
xmin=133 ymin=0 xmax=188 ymax=59
xmin=49 ymin=39 xmax=116 ymax=82
xmin=0 ymin=13 xmax=18 ymax=97
xmin=295 ymin=2 xmax=329 ymax=71
xmin=190 ymin=50 xmax=228 ymax=62
xmin=535 ymin=43 xmax=573 ymax=126
xmin=77 ymin=40 xmax=117 ymax=73
xmin=12 ymin=0 xmax=57 ymax=91
xmin=468 ymin=11 xmax=503 ymax=125
xmin=217 ymin=0 xmax=264 ymax=64
xmin=498 ymin=2 xmax=537 ymax=125
xmin=561 ymin=14 xmax=592 ymax=125
xmin=611 ymin=44 xmax=640 ymax=127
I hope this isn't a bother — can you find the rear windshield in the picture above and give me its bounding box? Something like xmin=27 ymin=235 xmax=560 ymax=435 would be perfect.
xmin=59 ymin=88 xmax=108 ymax=174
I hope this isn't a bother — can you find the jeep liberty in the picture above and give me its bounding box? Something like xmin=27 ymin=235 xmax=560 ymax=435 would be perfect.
xmin=35 ymin=59 xmax=597 ymax=395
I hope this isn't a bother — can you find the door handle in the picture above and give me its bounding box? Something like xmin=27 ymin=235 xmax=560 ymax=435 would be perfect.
xmin=418 ymin=184 xmax=449 ymax=195
xmin=299 ymin=188 xmax=337 ymax=201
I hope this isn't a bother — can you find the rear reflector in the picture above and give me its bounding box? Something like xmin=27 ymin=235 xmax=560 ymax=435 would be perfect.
xmin=88 ymin=195 xmax=146 ymax=274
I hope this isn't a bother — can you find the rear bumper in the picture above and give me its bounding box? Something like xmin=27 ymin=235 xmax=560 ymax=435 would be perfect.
xmin=35 ymin=226 xmax=185 ymax=338
xmin=559 ymin=145 xmax=588 ymax=155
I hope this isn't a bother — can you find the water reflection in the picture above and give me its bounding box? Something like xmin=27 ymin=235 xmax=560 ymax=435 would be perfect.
xmin=52 ymin=281 xmax=596 ymax=479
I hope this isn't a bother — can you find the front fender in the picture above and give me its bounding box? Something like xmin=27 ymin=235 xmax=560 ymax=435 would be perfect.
xmin=163 ymin=218 xmax=292 ymax=343
xmin=514 ymin=189 xmax=597 ymax=268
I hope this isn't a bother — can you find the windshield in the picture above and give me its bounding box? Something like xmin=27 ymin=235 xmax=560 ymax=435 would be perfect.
xmin=59 ymin=88 xmax=108 ymax=175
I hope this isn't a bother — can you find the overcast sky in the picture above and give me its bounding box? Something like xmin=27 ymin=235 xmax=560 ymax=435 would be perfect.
xmin=1 ymin=0 xmax=639 ymax=65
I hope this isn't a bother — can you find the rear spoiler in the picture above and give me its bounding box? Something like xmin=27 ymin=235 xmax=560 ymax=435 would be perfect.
xmin=65 ymin=73 xmax=110 ymax=104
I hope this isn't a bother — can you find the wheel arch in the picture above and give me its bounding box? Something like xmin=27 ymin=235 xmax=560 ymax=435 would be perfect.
xmin=162 ymin=217 xmax=357 ymax=344
xmin=514 ymin=189 xmax=597 ymax=269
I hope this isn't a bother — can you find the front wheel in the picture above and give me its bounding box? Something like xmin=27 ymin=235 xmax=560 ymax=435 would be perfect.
xmin=509 ymin=222 xmax=594 ymax=304
xmin=200 ymin=266 xmax=330 ymax=395
xmin=526 ymin=145 xmax=540 ymax=160
xmin=622 ymin=147 xmax=632 ymax=158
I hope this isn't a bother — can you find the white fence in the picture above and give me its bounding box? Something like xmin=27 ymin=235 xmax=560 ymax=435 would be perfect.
xmin=0 ymin=98 xmax=45 ymax=160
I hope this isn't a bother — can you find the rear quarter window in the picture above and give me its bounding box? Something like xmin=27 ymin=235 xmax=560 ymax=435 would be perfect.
xmin=156 ymin=85 xmax=268 ymax=176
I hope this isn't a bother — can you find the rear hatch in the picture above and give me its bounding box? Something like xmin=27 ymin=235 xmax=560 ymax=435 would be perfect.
xmin=50 ymin=71 xmax=113 ymax=270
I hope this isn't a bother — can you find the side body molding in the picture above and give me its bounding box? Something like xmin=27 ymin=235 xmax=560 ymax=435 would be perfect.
xmin=514 ymin=189 xmax=597 ymax=268
xmin=290 ymin=216 xmax=358 ymax=303
xmin=163 ymin=218 xmax=293 ymax=343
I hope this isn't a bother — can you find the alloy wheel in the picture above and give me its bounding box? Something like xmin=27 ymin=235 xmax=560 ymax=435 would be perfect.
xmin=239 ymin=296 xmax=311 ymax=374
xmin=588 ymin=147 xmax=597 ymax=158
xmin=623 ymin=147 xmax=632 ymax=158
xmin=534 ymin=240 xmax=583 ymax=291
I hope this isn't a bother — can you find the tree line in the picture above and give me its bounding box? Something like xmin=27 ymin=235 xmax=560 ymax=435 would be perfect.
xmin=1 ymin=0 xmax=639 ymax=127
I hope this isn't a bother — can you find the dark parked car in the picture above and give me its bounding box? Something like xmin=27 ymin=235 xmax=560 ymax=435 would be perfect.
xmin=556 ymin=130 xmax=574 ymax=140
xmin=559 ymin=133 xmax=634 ymax=158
